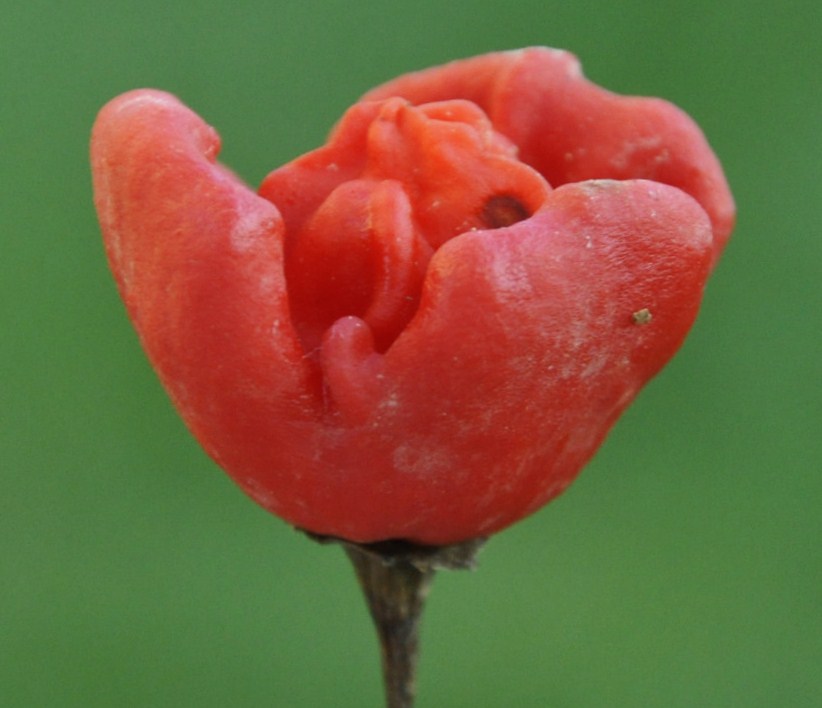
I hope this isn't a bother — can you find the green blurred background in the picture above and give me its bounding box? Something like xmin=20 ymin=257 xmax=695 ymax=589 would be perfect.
xmin=2 ymin=1 xmax=820 ymax=706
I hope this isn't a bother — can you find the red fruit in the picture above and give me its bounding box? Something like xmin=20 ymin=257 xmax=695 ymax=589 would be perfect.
xmin=91 ymin=48 xmax=734 ymax=545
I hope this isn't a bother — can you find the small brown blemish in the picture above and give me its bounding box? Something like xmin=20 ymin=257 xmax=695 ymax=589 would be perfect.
xmin=632 ymin=308 xmax=653 ymax=325
xmin=481 ymin=195 xmax=530 ymax=229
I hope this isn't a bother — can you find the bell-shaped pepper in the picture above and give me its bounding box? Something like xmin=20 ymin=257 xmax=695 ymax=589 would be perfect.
xmin=91 ymin=48 xmax=734 ymax=545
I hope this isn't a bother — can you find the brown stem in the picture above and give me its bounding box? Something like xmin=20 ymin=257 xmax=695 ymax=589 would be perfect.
xmin=345 ymin=545 xmax=432 ymax=708
xmin=304 ymin=532 xmax=485 ymax=707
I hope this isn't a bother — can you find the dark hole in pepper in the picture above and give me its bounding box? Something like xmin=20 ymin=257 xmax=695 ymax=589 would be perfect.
xmin=481 ymin=195 xmax=531 ymax=229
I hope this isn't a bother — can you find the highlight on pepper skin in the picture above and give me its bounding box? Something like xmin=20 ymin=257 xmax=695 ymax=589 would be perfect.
xmin=91 ymin=47 xmax=734 ymax=545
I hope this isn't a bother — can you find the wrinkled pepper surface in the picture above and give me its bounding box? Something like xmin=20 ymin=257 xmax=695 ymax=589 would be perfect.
xmin=91 ymin=48 xmax=734 ymax=545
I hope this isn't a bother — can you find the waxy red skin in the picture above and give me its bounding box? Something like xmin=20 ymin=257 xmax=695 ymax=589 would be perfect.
xmin=364 ymin=48 xmax=735 ymax=261
xmin=91 ymin=48 xmax=734 ymax=545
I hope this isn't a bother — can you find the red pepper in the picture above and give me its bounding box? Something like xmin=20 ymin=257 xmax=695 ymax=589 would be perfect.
xmin=91 ymin=48 xmax=734 ymax=545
